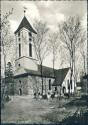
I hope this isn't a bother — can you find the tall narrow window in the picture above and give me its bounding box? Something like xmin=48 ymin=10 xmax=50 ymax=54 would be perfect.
xmin=55 ymin=86 xmax=57 ymax=91
xmin=29 ymin=43 xmax=32 ymax=57
xmin=68 ymin=80 xmax=70 ymax=91
xmin=19 ymin=43 xmax=21 ymax=57
xmin=19 ymin=38 xmax=20 ymax=41
xmin=63 ymin=87 xmax=66 ymax=94
xmin=29 ymin=38 xmax=32 ymax=41
xmin=29 ymin=32 xmax=32 ymax=37
xmin=49 ymin=79 xmax=51 ymax=90
xmin=18 ymin=32 xmax=20 ymax=37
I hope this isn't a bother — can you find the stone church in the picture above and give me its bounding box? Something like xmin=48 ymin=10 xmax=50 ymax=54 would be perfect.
xmin=14 ymin=15 xmax=74 ymax=96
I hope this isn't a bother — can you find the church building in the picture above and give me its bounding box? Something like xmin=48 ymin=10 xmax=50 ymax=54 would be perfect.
xmin=14 ymin=15 xmax=74 ymax=96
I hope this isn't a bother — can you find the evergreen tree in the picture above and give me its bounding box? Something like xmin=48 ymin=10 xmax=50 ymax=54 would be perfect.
xmin=5 ymin=62 xmax=14 ymax=95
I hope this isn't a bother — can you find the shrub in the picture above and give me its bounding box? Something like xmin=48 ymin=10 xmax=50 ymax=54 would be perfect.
xmin=42 ymin=94 xmax=47 ymax=99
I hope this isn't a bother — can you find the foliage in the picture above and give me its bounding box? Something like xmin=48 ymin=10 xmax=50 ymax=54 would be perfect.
xmin=5 ymin=62 xmax=14 ymax=79
xmin=1 ymin=9 xmax=13 ymax=108
xmin=5 ymin=62 xmax=14 ymax=95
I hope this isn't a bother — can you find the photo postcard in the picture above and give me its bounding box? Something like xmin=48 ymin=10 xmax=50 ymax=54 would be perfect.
xmin=1 ymin=0 xmax=88 ymax=124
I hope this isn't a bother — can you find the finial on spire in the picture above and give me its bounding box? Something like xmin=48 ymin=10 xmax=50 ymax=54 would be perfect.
xmin=23 ymin=6 xmax=27 ymax=16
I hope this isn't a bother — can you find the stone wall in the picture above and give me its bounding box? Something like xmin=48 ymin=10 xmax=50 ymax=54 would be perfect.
xmin=14 ymin=75 xmax=55 ymax=96
xmin=29 ymin=76 xmax=55 ymax=95
xmin=14 ymin=76 xmax=28 ymax=95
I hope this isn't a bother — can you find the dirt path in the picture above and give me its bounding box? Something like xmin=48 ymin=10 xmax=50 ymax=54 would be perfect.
xmin=1 ymin=95 xmax=80 ymax=124
xmin=1 ymin=95 xmax=56 ymax=123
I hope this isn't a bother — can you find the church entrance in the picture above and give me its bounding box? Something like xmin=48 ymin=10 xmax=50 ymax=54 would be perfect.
xmin=19 ymin=88 xmax=22 ymax=95
xmin=63 ymin=87 xmax=66 ymax=94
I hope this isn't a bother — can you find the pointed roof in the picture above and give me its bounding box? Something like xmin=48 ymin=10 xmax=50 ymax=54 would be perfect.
xmin=14 ymin=16 xmax=37 ymax=34
xmin=52 ymin=67 xmax=70 ymax=86
xmin=14 ymin=64 xmax=70 ymax=86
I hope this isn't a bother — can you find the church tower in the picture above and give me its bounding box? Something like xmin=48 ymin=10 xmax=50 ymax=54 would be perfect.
xmin=14 ymin=15 xmax=38 ymax=75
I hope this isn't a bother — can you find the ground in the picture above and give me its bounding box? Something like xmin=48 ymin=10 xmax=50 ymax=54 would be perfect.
xmin=1 ymin=95 xmax=88 ymax=124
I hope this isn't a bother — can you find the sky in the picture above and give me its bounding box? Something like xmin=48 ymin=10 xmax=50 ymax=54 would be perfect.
xmin=1 ymin=0 xmax=87 ymax=71
xmin=1 ymin=1 xmax=87 ymax=33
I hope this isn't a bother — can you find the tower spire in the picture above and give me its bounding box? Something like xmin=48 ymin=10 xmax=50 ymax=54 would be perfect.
xmin=23 ymin=7 xmax=27 ymax=16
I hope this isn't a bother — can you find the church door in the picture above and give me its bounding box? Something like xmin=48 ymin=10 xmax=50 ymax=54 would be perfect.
xmin=63 ymin=87 xmax=66 ymax=94
xmin=19 ymin=88 xmax=22 ymax=95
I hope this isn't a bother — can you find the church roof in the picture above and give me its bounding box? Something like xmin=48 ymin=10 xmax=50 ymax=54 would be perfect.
xmin=22 ymin=65 xmax=54 ymax=78
xmin=14 ymin=65 xmax=69 ymax=86
xmin=52 ymin=68 xmax=69 ymax=86
xmin=38 ymin=65 xmax=54 ymax=78
xmin=14 ymin=16 xmax=37 ymax=34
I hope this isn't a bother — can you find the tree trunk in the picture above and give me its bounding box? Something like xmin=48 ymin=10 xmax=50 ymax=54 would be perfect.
xmin=53 ymin=48 xmax=55 ymax=77
xmin=45 ymin=77 xmax=46 ymax=95
xmin=53 ymin=59 xmax=55 ymax=77
xmin=40 ymin=62 xmax=43 ymax=95
xmin=73 ymin=45 xmax=76 ymax=93
xmin=87 ymin=78 xmax=88 ymax=94
xmin=53 ymin=49 xmax=57 ymax=90
xmin=1 ymin=45 xmax=7 ymax=107
xmin=70 ymin=41 xmax=73 ymax=94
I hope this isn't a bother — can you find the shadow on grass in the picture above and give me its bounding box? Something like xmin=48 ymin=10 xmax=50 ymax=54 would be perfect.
xmin=41 ymin=108 xmax=88 ymax=125
xmin=41 ymin=96 xmax=88 ymax=125
xmin=65 ymin=96 xmax=88 ymax=107
xmin=61 ymin=109 xmax=88 ymax=125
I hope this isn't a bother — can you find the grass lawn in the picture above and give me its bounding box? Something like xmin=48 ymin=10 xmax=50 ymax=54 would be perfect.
xmin=1 ymin=95 xmax=87 ymax=124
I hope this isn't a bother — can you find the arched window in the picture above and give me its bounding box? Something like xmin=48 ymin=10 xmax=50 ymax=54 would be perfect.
xmin=29 ymin=43 xmax=32 ymax=57
xmin=19 ymin=88 xmax=22 ymax=95
xmin=63 ymin=87 xmax=66 ymax=94
xmin=55 ymin=86 xmax=57 ymax=91
xmin=18 ymin=31 xmax=20 ymax=37
xmin=49 ymin=79 xmax=51 ymax=90
xmin=29 ymin=32 xmax=32 ymax=37
xmin=68 ymin=80 xmax=70 ymax=91
xmin=19 ymin=43 xmax=21 ymax=57
xmin=29 ymin=38 xmax=32 ymax=41
xmin=18 ymin=38 xmax=20 ymax=41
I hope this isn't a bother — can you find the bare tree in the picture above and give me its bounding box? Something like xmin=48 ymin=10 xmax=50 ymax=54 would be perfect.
xmin=1 ymin=9 xmax=13 ymax=107
xmin=48 ymin=32 xmax=59 ymax=77
xmin=1 ymin=8 xmax=13 ymax=77
xmin=80 ymin=49 xmax=86 ymax=74
xmin=58 ymin=16 xmax=86 ymax=93
xmin=79 ymin=31 xmax=87 ymax=74
xmin=33 ymin=20 xmax=49 ymax=95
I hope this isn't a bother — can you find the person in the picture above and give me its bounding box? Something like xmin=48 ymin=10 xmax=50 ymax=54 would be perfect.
xmin=38 ymin=92 xmax=42 ymax=99
xmin=34 ymin=92 xmax=36 ymax=99
xmin=51 ymin=92 xmax=55 ymax=99
xmin=55 ymin=91 xmax=58 ymax=98
xmin=39 ymin=93 xmax=42 ymax=99
xmin=47 ymin=92 xmax=51 ymax=100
